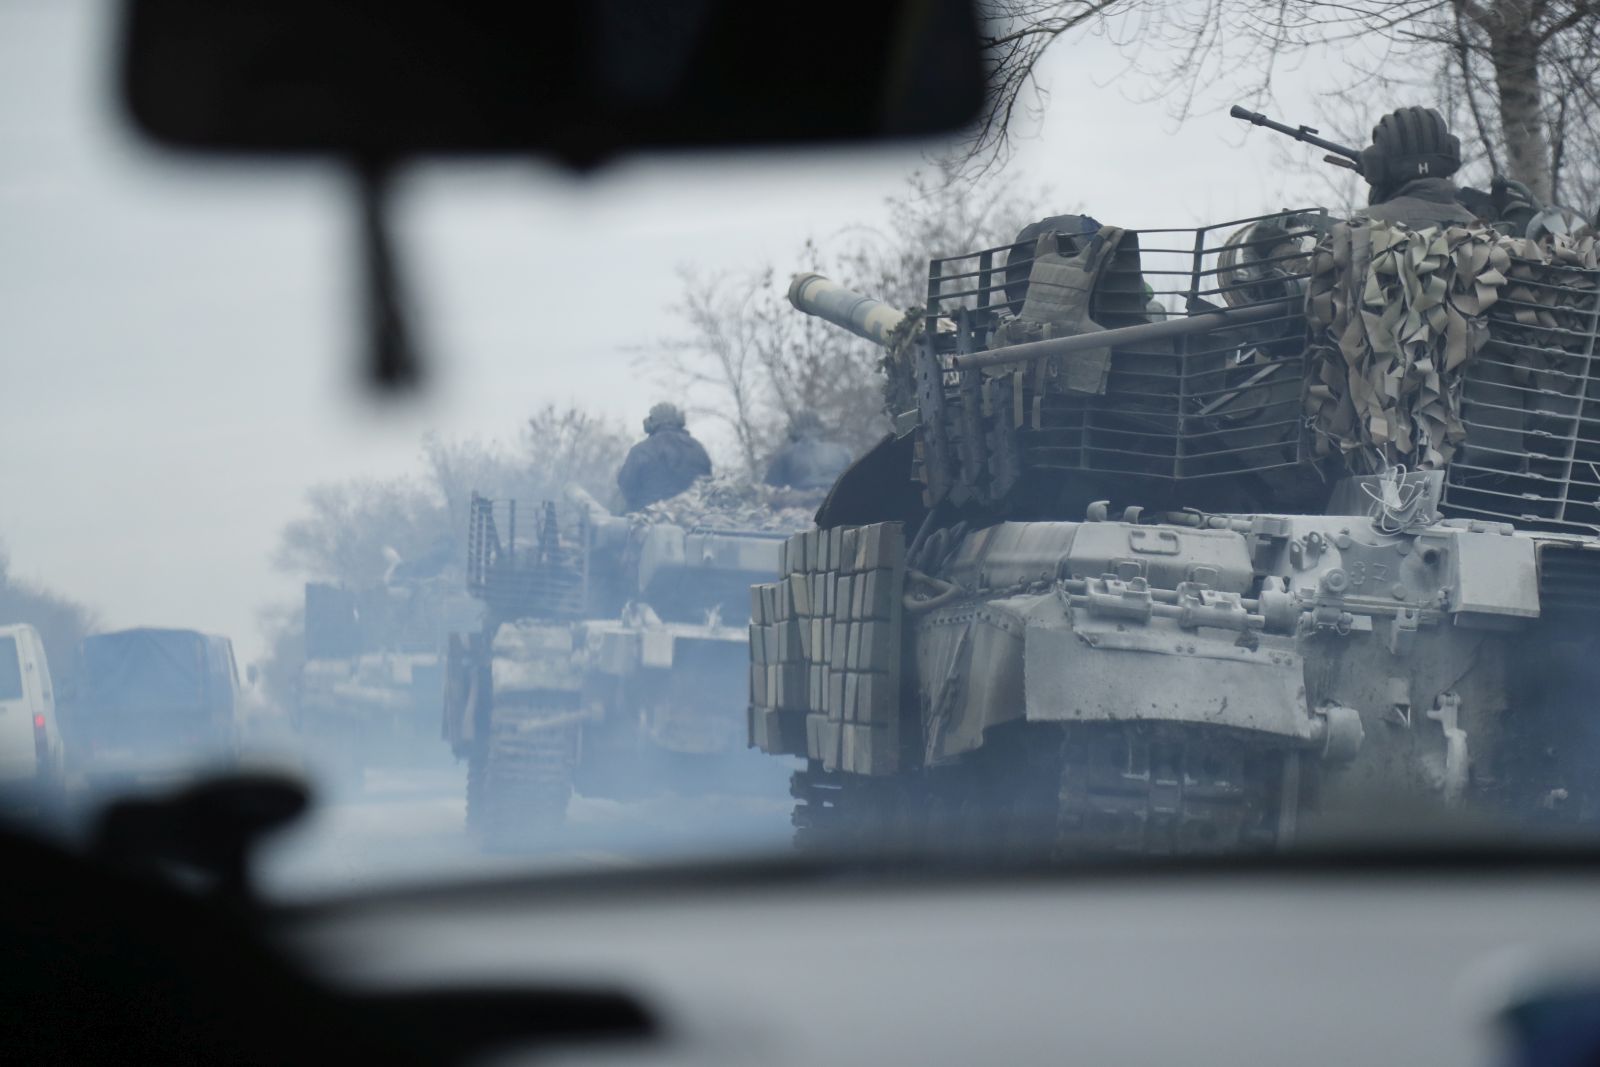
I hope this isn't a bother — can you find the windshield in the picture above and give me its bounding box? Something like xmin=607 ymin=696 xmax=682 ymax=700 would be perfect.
xmin=0 ymin=637 xmax=22 ymax=702
xmin=1 ymin=1 xmax=1598 ymax=901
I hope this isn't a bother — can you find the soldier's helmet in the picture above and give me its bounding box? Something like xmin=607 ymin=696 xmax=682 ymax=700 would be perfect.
xmin=788 ymin=410 xmax=824 ymax=440
xmin=643 ymin=401 xmax=687 ymax=434
xmin=1360 ymin=106 xmax=1461 ymax=200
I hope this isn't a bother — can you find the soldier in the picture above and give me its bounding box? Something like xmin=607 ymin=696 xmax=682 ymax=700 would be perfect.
xmin=616 ymin=402 xmax=713 ymax=511
xmin=1355 ymin=106 xmax=1477 ymax=228
xmin=763 ymin=411 xmax=852 ymax=490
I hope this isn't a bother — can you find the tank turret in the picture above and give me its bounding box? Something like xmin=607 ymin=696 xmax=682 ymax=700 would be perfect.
xmin=785 ymin=214 xmax=1323 ymax=518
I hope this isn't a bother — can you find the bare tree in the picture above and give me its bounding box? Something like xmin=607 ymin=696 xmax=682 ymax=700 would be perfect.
xmin=419 ymin=433 xmax=518 ymax=547
xmin=253 ymin=602 xmax=304 ymax=716
xmin=0 ymin=544 xmax=98 ymax=685
xmin=260 ymin=407 xmax=627 ymax=707
xmin=657 ymin=251 xmax=906 ymax=477
xmin=656 ymin=165 xmax=1051 ymax=475
xmin=273 ymin=478 xmax=449 ymax=587
xmin=424 ymin=405 xmax=628 ymax=537
xmin=276 ymin=406 xmax=627 ymax=588
xmin=655 ymin=269 xmax=780 ymax=479
xmin=972 ymin=0 xmax=1600 ymax=206
xmin=519 ymin=404 xmax=630 ymax=508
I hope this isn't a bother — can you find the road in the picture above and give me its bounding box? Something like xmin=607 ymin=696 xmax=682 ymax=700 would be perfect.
xmin=256 ymin=761 xmax=801 ymax=899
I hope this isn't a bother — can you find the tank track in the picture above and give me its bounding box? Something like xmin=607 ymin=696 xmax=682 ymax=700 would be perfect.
xmin=1055 ymin=724 xmax=1285 ymax=856
xmin=477 ymin=709 xmax=577 ymax=851
xmin=791 ymin=763 xmax=924 ymax=852
xmin=789 ymin=723 xmax=1288 ymax=858
xmin=789 ymin=763 xmax=846 ymax=850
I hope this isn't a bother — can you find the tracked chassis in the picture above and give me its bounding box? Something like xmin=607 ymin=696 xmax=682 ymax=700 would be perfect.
xmin=756 ymin=210 xmax=1600 ymax=852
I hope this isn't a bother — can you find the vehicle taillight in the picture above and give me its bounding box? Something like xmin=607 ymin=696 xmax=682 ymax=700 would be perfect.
xmin=33 ymin=712 xmax=49 ymax=767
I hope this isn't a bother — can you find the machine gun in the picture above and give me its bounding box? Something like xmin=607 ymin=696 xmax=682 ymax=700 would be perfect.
xmin=1229 ymin=105 xmax=1364 ymax=176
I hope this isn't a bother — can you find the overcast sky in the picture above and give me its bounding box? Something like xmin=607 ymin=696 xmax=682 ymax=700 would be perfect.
xmin=0 ymin=1 xmax=1341 ymax=662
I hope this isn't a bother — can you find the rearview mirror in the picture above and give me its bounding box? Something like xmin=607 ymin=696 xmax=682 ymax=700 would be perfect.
xmin=116 ymin=1 xmax=987 ymax=394
xmin=118 ymin=1 xmax=986 ymax=167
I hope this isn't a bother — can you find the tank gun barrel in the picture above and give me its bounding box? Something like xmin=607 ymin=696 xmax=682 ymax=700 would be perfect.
xmin=947 ymin=300 xmax=1290 ymax=372
xmin=787 ymin=272 xmax=907 ymax=346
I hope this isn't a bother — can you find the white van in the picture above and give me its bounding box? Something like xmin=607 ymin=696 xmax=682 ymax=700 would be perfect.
xmin=0 ymin=623 xmax=66 ymax=800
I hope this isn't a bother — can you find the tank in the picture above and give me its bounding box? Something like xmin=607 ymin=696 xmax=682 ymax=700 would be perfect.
xmin=298 ymin=575 xmax=476 ymax=787
xmin=750 ymin=210 xmax=1600 ymax=855
xmin=444 ymin=485 xmax=812 ymax=849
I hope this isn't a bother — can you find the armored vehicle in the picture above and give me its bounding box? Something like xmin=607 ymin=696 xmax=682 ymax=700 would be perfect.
xmin=298 ymin=577 xmax=476 ymax=787
xmin=444 ymin=487 xmax=807 ymax=848
xmin=751 ymin=211 xmax=1600 ymax=855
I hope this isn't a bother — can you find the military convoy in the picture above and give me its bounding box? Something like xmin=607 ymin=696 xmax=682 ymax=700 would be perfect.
xmin=749 ymin=209 xmax=1600 ymax=855
xmin=443 ymin=487 xmax=807 ymax=848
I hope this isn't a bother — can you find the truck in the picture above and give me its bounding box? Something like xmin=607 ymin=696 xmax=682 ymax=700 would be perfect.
xmin=750 ymin=209 xmax=1600 ymax=855
xmin=444 ymin=488 xmax=808 ymax=849
xmin=67 ymin=627 xmax=241 ymax=786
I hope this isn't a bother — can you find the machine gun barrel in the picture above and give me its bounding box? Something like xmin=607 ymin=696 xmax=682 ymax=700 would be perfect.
xmin=947 ymin=300 xmax=1290 ymax=372
xmin=1229 ymin=105 xmax=1364 ymax=173
xmin=787 ymin=272 xmax=907 ymax=346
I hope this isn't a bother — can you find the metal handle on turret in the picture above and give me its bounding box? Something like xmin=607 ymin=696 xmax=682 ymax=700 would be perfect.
xmin=947 ymin=300 xmax=1291 ymax=372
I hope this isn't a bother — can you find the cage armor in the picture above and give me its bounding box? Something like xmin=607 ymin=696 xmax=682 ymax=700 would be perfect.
xmin=988 ymin=227 xmax=1130 ymax=395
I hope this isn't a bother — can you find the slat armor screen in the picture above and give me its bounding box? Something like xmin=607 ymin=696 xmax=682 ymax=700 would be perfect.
xmin=922 ymin=214 xmax=1600 ymax=530
xmin=920 ymin=210 xmax=1328 ymax=507
xmin=465 ymin=494 xmax=589 ymax=619
xmin=1444 ymin=252 xmax=1600 ymax=533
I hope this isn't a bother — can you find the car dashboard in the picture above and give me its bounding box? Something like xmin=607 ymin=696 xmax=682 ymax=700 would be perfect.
xmin=276 ymin=854 xmax=1600 ymax=1066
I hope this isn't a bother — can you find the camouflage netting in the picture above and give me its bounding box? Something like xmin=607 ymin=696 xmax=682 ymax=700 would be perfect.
xmin=880 ymin=303 xmax=925 ymax=421
xmin=630 ymin=471 xmax=817 ymax=532
xmin=1306 ymin=223 xmax=1600 ymax=473
xmin=1305 ymin=221 xmax=1509 ymax=471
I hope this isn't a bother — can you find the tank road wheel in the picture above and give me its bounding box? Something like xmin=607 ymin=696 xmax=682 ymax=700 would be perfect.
xmin=1054 ymin=724 xmax=1285 ymax=858
xmin=478 ymin=708 xmax=578 ymax=853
